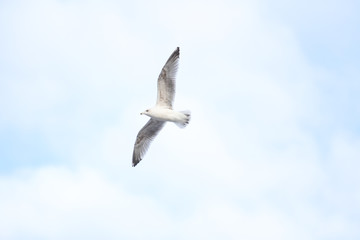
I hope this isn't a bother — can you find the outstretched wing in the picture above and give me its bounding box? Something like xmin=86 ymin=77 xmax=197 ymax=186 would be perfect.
xmin=132 ymin=119 xmax=166 ymax=167
xmin=156 ymin=47 xmax=180 ymax=109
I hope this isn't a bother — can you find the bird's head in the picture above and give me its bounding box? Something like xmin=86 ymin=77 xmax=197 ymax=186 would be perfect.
xmin=140 ymin=109 xmax=150 ymax=116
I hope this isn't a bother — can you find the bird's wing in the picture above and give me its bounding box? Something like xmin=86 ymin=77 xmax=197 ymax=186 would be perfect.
xmin=156 ymin=47 xmax=180 ymax=108
xmin=132 ymin=118 xmax=166 ymax=167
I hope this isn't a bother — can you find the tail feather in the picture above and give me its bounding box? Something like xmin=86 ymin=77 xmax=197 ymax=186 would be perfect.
xmin=175 ymin=110 xmax=191 ymax=128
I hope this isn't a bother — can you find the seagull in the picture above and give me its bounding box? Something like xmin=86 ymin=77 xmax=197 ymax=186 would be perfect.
xmin=132 ymin=47 xmax=191 ymax=167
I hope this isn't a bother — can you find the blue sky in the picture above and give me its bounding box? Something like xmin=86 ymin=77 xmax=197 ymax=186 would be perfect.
xmin=1 ymin=0 xmax=360 ymax=239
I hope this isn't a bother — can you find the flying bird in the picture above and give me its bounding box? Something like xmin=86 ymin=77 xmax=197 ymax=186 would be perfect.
xmin=132 ymin=47 xmax=191 ymax=167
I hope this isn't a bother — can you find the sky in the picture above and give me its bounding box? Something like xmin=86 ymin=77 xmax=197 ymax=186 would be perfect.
xmin=0 ymin=0 xmax=360 ymax=239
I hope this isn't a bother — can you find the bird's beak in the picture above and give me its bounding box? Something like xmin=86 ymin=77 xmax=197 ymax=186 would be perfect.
xmin=140 ymin=112 xmax=143 ymax=115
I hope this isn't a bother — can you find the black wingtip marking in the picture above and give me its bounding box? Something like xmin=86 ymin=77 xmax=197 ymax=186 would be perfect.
xmin=132 ymin=158 xmax=142 ymax=167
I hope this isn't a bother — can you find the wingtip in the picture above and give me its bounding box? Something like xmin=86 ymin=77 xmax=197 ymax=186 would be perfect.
xmin=132 ymin=158 xmax=141 ymax=167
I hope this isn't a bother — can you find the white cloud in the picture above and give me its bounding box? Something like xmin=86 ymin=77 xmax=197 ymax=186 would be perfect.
xmin=1 ymin=0 xmax=360 ymax=239
xmin=0 ymin=167 xmax=174 ymax=240
xmin=0 ymin=161 xmax=354 ymax=240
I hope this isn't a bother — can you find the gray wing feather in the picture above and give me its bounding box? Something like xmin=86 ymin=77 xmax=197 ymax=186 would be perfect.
xmin=156 ymin=47 xmax=180 ymax=108
xmin=132 ymin=119 xmax=165 ymax=167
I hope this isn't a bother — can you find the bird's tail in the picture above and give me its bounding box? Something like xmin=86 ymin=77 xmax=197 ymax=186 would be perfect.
xmin=174 ymin=110 xmax=191 ymax=128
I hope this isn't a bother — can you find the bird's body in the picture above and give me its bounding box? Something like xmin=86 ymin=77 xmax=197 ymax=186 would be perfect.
xmin=132 ymin=47 xmax=191 ymax=167
xmin=142 ymin=107 xmax=190 ymax=126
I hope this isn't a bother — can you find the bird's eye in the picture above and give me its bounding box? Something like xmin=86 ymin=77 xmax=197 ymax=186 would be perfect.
xmin=146 ymin=110 xmax=149 ymax=112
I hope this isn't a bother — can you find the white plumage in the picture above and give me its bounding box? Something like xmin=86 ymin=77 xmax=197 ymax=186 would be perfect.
xmin=132 ymin=47 xmax=191 ymax=167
